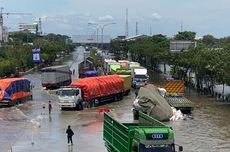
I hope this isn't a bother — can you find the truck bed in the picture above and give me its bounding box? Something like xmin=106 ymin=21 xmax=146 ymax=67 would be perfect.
xmin=104 ymin=112 xmax=130 ymax=152
xmin=166 ymin=96 xmax=193 ymax=113
xmin=103 ymin=111 xmax=171 ymax=152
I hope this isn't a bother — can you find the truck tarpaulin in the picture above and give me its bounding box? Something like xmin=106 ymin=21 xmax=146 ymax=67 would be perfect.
xmin=138 ymin=84 xmax=173 ymax=121
xmin=0 ymin=78 xmax=31 ymax=102
xmin=70 ymin=75 xmax=124 ymax=101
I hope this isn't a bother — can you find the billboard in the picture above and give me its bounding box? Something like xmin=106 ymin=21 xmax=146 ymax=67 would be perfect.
xmin=32 ymin=48 xmax=41 ymax=63
xmin=170 ymin=40 xmax=196 ymax=52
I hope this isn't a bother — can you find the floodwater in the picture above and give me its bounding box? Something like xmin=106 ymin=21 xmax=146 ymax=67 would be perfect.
xmin=0 ymin=47 xmax=230 ymax=152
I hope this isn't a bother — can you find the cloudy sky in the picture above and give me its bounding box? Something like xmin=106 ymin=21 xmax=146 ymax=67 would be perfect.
xmin=2 ymin=0 xmax=230 ymax=38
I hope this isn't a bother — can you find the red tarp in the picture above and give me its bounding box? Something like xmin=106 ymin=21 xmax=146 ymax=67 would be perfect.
xmin=70 ymin=75 xmax=124 ymax=101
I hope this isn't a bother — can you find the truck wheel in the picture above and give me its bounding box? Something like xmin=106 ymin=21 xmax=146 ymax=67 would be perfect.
xmin=118 ymin=93 xmax=123 ymax=101
xmin=78 ymin=102 xmax=83 ymax=110
xmin=93 ymin=99 xmax=99 ymax=107
xmin=30 ymin=95 xmax=33 ymax=100
xmin=114 ymin=95 xmax=118 ymax=102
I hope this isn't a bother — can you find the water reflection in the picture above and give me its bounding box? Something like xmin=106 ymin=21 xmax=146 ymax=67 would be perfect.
xmin=68 ymin=145 xmax=73 ymax=152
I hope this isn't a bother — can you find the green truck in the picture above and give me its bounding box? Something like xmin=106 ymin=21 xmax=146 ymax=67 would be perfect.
xmin=103 ymin=111 xmax=183 ymax=152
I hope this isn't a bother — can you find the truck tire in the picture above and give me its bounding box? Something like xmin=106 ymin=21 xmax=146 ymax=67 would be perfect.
xmin=118 ymin=93 xmax=123 ymax=101
xmin=78 ymin=102 xmax=83 ymax=110
xmin=30 ymin=95 xmax=33 ymax=100
xmin=93 ymin=99 xmax=99 ymax=107
xmin=133 ymin=109 xmax=139 ymax=120
xmin=114 ymin=95 xmax=118 ymax=102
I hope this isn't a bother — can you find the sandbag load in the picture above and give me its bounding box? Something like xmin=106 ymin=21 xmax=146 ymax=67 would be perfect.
xmin=138 ymin=84 xmax=173 ymax=121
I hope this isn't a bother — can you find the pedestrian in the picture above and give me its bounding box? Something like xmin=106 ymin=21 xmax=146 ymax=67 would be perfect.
xmin=135 ymin=90 xmax=138 ymax=98
xmin=66 ymin=125 xmax=74 ymax=145
xmin=48 ymin=100 xmax=52 ymax=115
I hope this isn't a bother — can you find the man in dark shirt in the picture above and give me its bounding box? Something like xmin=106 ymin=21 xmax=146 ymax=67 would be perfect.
xmin=48 ymin=101 xmax=52 ymax=115
xmin=66 ymin=125 xmax=74 ymax=145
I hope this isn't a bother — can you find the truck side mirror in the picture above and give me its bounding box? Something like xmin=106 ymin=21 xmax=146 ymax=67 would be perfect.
xmin=179 ymin=146 xmax=183 ymax=151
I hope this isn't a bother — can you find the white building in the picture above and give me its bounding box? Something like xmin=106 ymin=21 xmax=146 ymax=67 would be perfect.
xmin=0 ymin=26 xmax=9 ymax=43
xmin=170 ymin=40 xmax=197 ymax=52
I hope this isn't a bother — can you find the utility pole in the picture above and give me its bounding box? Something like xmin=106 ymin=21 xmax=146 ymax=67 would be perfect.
xmin=180 ymin=20 xmax=183 ymax=32
xmin=150 ymin=25 xmax=152 ymax=36
xmin=135 ymin=22 xmax=139 ymax=35
xmin=125 ymin=8 xmax=129 ymax=38
xmin=0 ymin=7 xmax=31 ymax=45
xmin=0 ymin=7 xmax=4 ymax=45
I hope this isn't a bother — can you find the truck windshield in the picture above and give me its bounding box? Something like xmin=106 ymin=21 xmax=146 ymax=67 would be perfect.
xmin=134 ymin=75 xmax=147 ymax=79
xmin=139 ymin=144 xmax=175 ymax=152
xmin=59 ymin=90 xmax=78 ymax=96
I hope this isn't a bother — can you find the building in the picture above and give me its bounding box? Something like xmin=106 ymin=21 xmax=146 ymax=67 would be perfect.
xmin=0 ymin=26 xmax=9 ymax=44
xmin=71 ymin=35 xmax=111 ymax=45
xmin=124 ymin=34 xmax=148 ymax=41
xmin=170 ymin=40 xmax=197 ymax=52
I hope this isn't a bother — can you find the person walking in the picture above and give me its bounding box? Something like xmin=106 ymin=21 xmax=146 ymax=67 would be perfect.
xmin=48 ymin=101 xmax=52 ymax=115
xmin=66 ymin=125 xmax=74 ymax=145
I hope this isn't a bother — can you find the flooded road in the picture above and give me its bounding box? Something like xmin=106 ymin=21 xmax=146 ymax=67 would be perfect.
xmin=1 ymin=47 xmax=230 ymax=152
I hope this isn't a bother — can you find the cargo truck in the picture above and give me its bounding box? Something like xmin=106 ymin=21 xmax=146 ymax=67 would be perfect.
xmin=58 ymin=75 xmax=131 ymax=110
xmin=164 ymin=80 xmax=193 ymax=114
xmin=118 ymin=60 xmax=129 ymax=69
xmin=103 ymin=59 xmax=117 ymax=74
xmin=131 ymin=67 xmax=149 ymax=88
xmin=0 ymin=78 xmax=32 ymax=106
xmin=107 ymin=62 xmax=121 ymax=75
xmin=103 ymin=111 xmax=183 ymax=152
xmin=111 ymin=69 xmax=131 ymax=75
xmin=41 ymin=65 xmax=71 ymax=89
xmin=128 ymin=62 xmax=140 ymax=69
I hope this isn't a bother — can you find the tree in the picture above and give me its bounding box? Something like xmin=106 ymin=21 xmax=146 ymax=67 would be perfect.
xmin=202 ymin=35 xmax=217 ymax=46
xmin=174 ymin=31 xmax=196 ymax=41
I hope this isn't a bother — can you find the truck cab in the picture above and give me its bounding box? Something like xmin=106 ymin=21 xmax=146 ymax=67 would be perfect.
xmin=103 ymin=112 xmax=183 ymax=152
xmin=58 ymin=87 xmax=83 ymax=110
xmin=131 ymin=128 xmax=182 ymax=152
xmin=131 ymin=67 xmax=149 ymax=88
xmin=133 ymin=74 xmax=149 ymax=88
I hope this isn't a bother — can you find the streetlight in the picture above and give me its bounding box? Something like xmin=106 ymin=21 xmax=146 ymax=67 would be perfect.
xmin=100 ymin=23 xmax=116 ymax=49
xmin=88 ymin=23 xmax=100 ymax=48
xmin=88 ymin=22 xmax=115 ymax=49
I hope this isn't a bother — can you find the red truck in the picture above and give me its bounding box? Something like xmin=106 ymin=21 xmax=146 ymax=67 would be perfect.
xmin=58 ymin=75 xmax=128 ymax=110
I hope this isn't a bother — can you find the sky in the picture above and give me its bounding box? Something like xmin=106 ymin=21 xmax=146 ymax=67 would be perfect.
xmin=2 ymin=0 xmax=230 ymax=38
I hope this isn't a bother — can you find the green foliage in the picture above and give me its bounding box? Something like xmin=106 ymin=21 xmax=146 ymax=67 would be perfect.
xmin=202 ymin=35 xmax=217 ymax=46
xmin=0 ymin=32 xmax=73 ymax=77
xmin=110 ymin=32 xmax=230 ymax=88
xmin=90 ymin=49 xmax=101 ymax=67
xmin=174 ymin=31 xmax=196 ymax=41
xmin=0 ymin=60 xmax=16 ymax=77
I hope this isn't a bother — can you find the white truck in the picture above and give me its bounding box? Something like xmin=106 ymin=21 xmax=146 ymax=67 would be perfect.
xmin=41 ymin=65 xmax=71 ymax=89
xmin=131 ymin=67 xmax=149 ymax=88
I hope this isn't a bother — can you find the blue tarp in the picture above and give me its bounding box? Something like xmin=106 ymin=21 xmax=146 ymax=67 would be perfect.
xmin=83 ymin=70 xmax=98 ymax=77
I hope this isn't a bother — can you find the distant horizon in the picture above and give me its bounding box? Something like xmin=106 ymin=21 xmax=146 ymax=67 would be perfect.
xmin=3 ymin=0 xmax=230 ymax=38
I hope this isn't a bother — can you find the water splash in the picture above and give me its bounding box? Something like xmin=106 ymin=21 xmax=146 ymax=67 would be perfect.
xmin=0 ymin=107 xmax=28 ymax=121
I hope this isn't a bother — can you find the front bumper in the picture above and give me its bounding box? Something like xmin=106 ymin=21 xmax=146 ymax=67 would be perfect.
xmin=58 ymin=102 xmax=76 ymax=108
